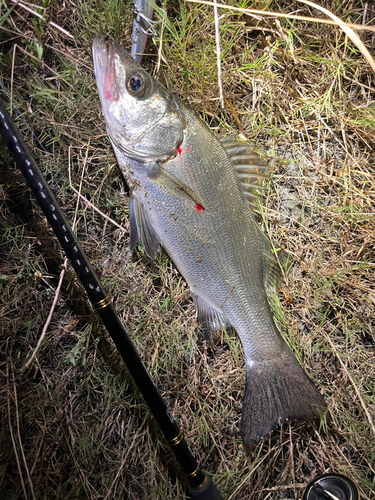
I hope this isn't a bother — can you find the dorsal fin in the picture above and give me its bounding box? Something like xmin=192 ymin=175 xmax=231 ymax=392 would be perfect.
xmin=220 ymin=138 xmax=286 ymax=292
xmin=220 ymin=137 xmax=268 ymax=211
xmin=259 ymin=231 xmax=286 ymax=295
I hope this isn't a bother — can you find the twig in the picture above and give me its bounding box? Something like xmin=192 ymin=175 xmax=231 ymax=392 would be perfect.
xmin=7 ymin=362 xmax=28 ymax=500
xmin=186 ymin=0 xmax=375 ymax=32
xmin=23 ymin=259 xmax=68 ymax=370
xmin=12 ymin=366 xmax=36 ymax=500
xmin=227 ymin=444 xmax=274 ymax=500
xmin=48 ymin=21 xmax=74 ymax=39
xmin=362 ymin=3 xmax=368 ymax=25
xmin=69 ymin=186 xmax=127 ymax=233
xmin=224 ymin=98 xmax=244 ymax=134
xmin=289 ymin=422 xmax=296 ymax=499
xmin=325 ymin=334 xmax=375 ymax=436
xmin=72 ymin=141 xmax=90 ymax=232
xmin=103 ymin=430 xmax=142 ymax=500
xmin=10 ymin=0 xmax=74 ymax=39
xmin=10 ymin=0 xmax=45 ymax=20
xmin=297 ymin=0 xmax=375 ymax=74
xmin=213 ymin=0 xmax=224 ymax=108
xmin=68 ymin=143 xmax=127 ymax=233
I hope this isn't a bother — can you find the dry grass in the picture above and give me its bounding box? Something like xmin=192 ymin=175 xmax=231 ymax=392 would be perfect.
xmin=0 ymin=0 xmax=374 ymax=499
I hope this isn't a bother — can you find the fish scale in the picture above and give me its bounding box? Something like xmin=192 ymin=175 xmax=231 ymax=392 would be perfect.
xmin=92 ymin=35 xmax=328 ymax=444
xmin=139 ymin=108 xmax=276 ymax=354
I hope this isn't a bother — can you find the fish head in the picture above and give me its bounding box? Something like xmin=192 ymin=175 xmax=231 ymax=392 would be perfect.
xmin=93 ymin=35 xmax=185 ymax=162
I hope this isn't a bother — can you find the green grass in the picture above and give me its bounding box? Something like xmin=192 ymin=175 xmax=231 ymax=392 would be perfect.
xmin=0 ymin=0 xmax=375 ymax=499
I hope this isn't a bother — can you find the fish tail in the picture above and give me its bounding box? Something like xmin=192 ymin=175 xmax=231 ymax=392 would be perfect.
xmin=241 ymin=356 xmax=327 ymax=445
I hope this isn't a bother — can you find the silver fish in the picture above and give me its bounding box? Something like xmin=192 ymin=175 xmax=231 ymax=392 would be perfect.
xmin=92 ymin=35 xmax=327 ymax=444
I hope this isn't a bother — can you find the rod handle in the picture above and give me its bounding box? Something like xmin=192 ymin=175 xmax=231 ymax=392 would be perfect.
xmin=188 ymin=475 xmax=224 ymax=500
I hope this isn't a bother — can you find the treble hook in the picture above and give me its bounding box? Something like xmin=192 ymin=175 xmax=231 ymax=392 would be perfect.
xmin=132 ymin=4 xmax=165 ymax=36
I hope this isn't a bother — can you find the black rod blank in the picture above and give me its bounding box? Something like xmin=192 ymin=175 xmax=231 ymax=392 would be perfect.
xmin=0 ymin=98 xmax=223 ymax=499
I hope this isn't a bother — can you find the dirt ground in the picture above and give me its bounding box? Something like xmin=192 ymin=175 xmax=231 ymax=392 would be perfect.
xmin=0 ymin=1 xmax=374 ymax=499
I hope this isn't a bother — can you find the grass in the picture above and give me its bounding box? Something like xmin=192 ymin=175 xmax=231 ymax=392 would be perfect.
xmin=0 ymin=0 xmax=374 ymax=498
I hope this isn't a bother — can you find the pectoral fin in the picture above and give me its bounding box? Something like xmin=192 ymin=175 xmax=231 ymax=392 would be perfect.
xmin=147 ymin=165 xmax=204 ymax=209
xmin=129 ymin=196 xmax=161 ymax=259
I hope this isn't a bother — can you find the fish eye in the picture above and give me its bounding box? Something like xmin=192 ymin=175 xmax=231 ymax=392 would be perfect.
xmin=126 ymin=72 xmax=148 ymax=98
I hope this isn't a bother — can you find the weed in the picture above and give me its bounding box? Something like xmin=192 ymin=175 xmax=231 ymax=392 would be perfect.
xmin=0 ymin=1 xmax=374 ymax=499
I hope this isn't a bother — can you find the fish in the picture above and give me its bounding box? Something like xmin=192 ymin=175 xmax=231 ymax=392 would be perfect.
xmin=92 ymin=35 xmax=328 ymax=445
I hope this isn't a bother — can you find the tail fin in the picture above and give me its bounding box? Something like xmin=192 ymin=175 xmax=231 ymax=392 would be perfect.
xmin=241 ymin=356 xmax=327 ymax=445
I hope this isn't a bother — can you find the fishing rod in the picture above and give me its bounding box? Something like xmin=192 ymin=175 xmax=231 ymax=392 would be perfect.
xmin=0 ymin=98 xmax=223 ymax=500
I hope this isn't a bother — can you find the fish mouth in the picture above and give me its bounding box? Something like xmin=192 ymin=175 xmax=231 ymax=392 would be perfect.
xmin=92 ymin=35 xmax=119 ymax=107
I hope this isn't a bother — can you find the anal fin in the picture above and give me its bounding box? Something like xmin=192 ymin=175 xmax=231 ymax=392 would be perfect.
xmin=191 ymin=292 xmax=230 ymax=343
